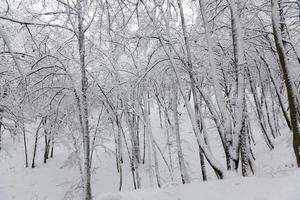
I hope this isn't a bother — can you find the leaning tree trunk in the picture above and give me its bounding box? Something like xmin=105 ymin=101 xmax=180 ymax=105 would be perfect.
xmin=172 ymin=83 xmax=190 ymax=184
xmin=141 ymin=0 xmax=226 ymax=178
xmin=176 ymin=0 xmax=225 ymax=178
xmin=271 ymin=0 xmax=300 ymax=167
xmin=247 ymin=67 xmax=274 ymax=149
xmin=258 ymin=50 xmax=292 ymax=130
xmin=143 ymin=97 xmax=162 ymax=188
xmin=198 ymin=0 xmax=232 ymax=171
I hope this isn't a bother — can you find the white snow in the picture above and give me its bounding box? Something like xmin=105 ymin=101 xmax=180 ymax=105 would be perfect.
xmin=0 ymin=107 xmax=298 ymax=200
xmin=97 ymin=169 xmax=300 ymax=200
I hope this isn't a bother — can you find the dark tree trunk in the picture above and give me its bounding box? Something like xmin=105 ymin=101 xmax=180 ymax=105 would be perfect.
xmin=32 ymin=119 xmax=43 ymax=168
xmin=22 ymin=125 xmax=28 ymax=168
xmin=272 ymin=0 xmax=300 ymax=167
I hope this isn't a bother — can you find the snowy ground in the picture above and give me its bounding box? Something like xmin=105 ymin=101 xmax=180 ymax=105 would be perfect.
xmin=0 ymin=106 xmax=298 ymax=200
xmin=97 ymin=169 xmax=300 ymax=200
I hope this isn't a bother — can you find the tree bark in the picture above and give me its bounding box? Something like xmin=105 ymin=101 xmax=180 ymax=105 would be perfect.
xmin=32 ymin=119 xmax=43 ymax=168
xmin=172 ymin=83 xmax=190 ymax=184
xmin=271 ymin=0 xmax=300 ymax=167
xmin=77 ymin=0 xmax=92 ymax=198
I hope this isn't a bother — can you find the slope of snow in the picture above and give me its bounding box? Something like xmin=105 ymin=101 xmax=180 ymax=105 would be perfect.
xmin=97 ymin=169 xmax=300 ymax=200
xmin=0 ymin=106 xmax=298 ymax=200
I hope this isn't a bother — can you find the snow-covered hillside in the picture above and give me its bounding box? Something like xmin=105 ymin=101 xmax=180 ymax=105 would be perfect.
xmin=1 ymin=0 xmax=300 ymax=200
xmin=97 ymin=169 xmax=300 ymax=200
xmin=0 ymin=108 xmax=298 ymax=200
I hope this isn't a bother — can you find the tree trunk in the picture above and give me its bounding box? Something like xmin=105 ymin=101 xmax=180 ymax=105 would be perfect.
xmin=241 ymin=97 xmax=250 ymax=176
xmin=0 ymin=117 xmax=2 ymax=152
xmin=172 ymin=83 xmax=190 ymax=184
xmin=143 ymin=98 xmax=161 ymax=188
xmin=227 ymin=0 xmax=246 ymax=170
xmin=198 ymin=0 xmax=232 ymax=170
xmin=22 ymin=123 xmax=28 ymax=168
xmin=141 ymin=0 xmax=226 ymax=178
xmin=125 ymin=107 xmax=141 ymax=189
xmin=32 ymin=119 xmax=43 ymax=168
xmin=271 ymin=0 xmax=300 ymax=167
xmin=77 ymin=0 xmax=92 ymax=198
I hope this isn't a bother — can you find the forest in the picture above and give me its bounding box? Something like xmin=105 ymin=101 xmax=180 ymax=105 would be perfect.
xmin=0 ymin=0 xmax=299 ymax=199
